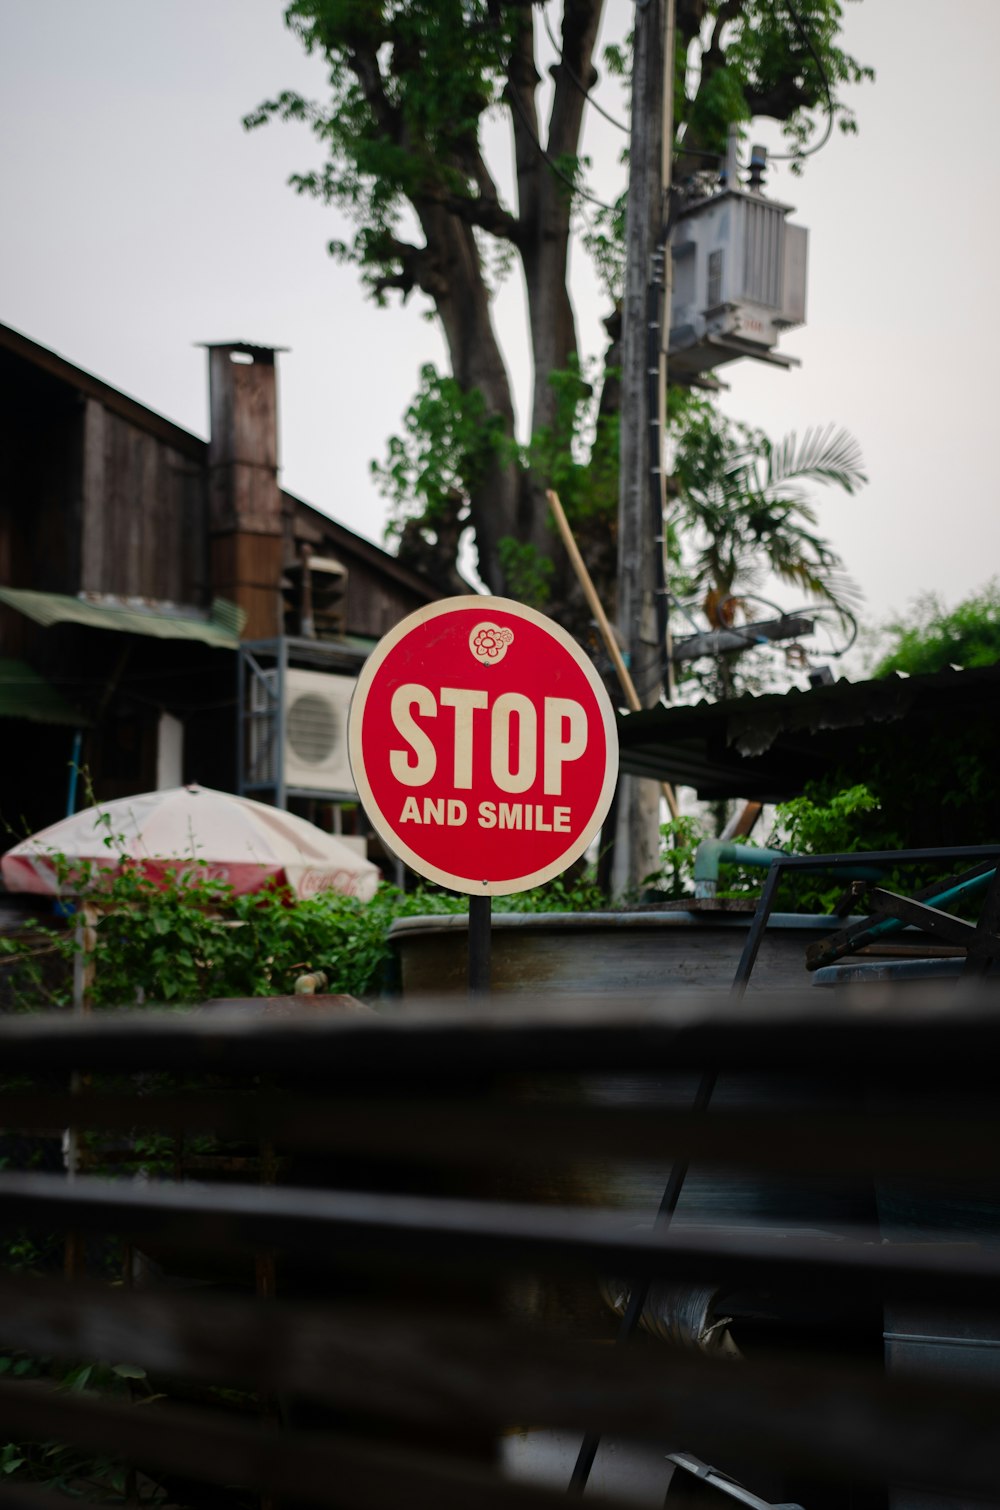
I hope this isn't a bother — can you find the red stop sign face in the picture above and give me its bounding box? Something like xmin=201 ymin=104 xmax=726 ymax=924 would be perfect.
xmin=348 ymin=596 xmax=618 ymax=895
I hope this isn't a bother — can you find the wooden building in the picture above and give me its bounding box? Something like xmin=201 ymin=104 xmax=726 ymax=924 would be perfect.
xmin=0 ymin=322 xmax=441 ymax=846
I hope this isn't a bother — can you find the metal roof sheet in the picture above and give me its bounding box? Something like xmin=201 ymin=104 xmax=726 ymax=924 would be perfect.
xmin=0 ymin=589 xmax=239 ymax=650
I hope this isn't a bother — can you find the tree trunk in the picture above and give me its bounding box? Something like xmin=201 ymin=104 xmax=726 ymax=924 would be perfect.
xmin=416 ymin=204 xmax=520 ymax=594
xmin=406 ymin=0 xmax=608 ymax=602
xmin=511 ymin=0 xmax=606 ymax=589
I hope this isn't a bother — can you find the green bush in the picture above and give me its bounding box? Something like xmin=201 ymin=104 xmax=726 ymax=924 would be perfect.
xmin=771 ymin=783 xmax=880 ymax=855
xmin=765 ymin=783 xmax=882 ymax=913
xmin=646 ymin=814 xmax=708 ymax=898
xmin=875 ymin=581 xmax=1000 ymax=678
xmin=0 ymin=858 xmax=610 ymax=1011
xmin=648 ymin=788 xmax=887 ymax=913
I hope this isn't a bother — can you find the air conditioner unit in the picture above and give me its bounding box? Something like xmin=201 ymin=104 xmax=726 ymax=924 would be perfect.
xmin=668 ymin=188 xmax=808 ymax=378
xmin=282 ymin=668 xmax=358 ymax=797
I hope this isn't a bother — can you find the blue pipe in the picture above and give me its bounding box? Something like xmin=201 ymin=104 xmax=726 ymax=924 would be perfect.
xmin=693 ymin=838 xmax=883 ymax=900
xmin=694 ymin=840 xmax=788 ymax=900
xmin=65 ymin=729 xmax=83 ymax=816
xmin=54 ymin=729 xmax=85 ymax=921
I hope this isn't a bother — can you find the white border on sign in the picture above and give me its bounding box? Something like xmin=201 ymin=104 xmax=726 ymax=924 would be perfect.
xmin=347 ymin=595 xmax=619 ymax=896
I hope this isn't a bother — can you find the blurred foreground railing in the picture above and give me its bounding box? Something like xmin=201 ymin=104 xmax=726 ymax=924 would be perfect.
xmin=1 ymin=990 xmax=1000 ymax=1509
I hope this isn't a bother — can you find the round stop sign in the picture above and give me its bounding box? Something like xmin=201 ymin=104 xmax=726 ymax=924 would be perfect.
xmin=348 ymin=596 xmax=618 ymax=895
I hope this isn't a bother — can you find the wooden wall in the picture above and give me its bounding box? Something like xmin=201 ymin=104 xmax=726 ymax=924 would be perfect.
xmin=80 ymin=400 xmax=208 ymax=606
xmin=288 ymin=501 xmax=438 ymax=642
xmin=0 ymin=357 xmax=84 ymax=608
xmin=326 ymin=546 xmax=436 ymax=640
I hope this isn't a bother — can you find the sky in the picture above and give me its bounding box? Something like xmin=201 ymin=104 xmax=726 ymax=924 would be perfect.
xmin=2 ymin=0 xmax=999 ymax=645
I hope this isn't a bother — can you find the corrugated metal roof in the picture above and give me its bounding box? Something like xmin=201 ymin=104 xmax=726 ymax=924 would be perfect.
xmin=616 ymin=661 xmax=1000 ymax=799
xmin=0 ymin=589 xmax=239 ymax=650
xmin=0 ymin=659 xmax=88 ymax=726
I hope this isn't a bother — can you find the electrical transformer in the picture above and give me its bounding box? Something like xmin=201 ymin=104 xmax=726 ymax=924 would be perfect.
xmin=668 ymin=187 xmax=808 ymax=378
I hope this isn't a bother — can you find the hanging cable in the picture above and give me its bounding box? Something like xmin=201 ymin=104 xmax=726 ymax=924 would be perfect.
xmin=667 ymin=591 xmax=860 ymax=665
xmin=532 ymin=0 xmax=834 ymax=194
xmin=766 ymin=0 xmax=836 ymax=162
xmin=735 ymin=596 xmax=860 ymax=659
xmin=793 ymin=602 xmax=859 ymax=658
xmin=673 ymin=142 xmax=728 ymax=164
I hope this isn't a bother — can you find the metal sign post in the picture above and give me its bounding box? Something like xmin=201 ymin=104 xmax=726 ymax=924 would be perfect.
xmin=467 ymin=894 xmax=492 ymax=994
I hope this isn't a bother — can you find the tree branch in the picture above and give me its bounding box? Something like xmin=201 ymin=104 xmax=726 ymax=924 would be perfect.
xmin=705 ymin=1 xmax=817 ymax=123
xmin=708 ymin=0 xmax=742 ymax=59
xmin=367 ymin=235 xmax=447 ymax=303
xmin=353 ymin=15 xmax=522 ymax=247
xmin=444 ymin=189 xmax=523 ymax=243
xmin=445 ymin=144 xmax=523 ymax=243
xmin=547 ymin=0 xmax=604 ymax=163
xmin=676 ymin=0 xmax=754 ymax=171
xmin=745 ymin=79 xmax=814 ymax=122
xmin=676 ymin=0 xmax=708 ymax=48
xmin=692 ymin=0 xmax=744 ymax=116
xmin=501 ymin=6 xmax=543 ymax=232
xmin=347 ymin=43 xmax=402 ymax=143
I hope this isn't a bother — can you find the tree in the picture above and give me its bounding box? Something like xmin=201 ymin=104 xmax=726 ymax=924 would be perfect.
xmin=669 ymin=401 xmax=866 ymax=694
xmin=247 ymin=0 xmax=872 ymax=625
xmin=873 ymin=580 xmax=1000 ymax=679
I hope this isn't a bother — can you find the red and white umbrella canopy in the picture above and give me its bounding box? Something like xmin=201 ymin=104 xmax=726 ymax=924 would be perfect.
xmin=1 ymin=785 xmax=380 ymax=902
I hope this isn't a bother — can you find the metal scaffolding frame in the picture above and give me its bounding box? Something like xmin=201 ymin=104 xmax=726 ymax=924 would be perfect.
xmin=236 ymin=636 xmax=366 ymax=810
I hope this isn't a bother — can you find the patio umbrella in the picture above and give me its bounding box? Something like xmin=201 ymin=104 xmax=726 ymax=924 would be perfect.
xmin=1 ymin=784 xmax=380 ymax=902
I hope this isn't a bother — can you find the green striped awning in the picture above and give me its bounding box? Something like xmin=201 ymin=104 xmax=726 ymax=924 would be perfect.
xmin=0 ymin=588 xmax=241 ymax=649
xmin=0 ymin=660 xmax=87 ymax=726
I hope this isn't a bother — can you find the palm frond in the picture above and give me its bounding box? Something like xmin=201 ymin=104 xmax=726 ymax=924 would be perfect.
xmin=770 ymin=559 xmax=865 ymax=615
xmin=670 ymin=408 xmax=867 ymax=647
xmin=764 ymin=425 xmax=867 ymax=495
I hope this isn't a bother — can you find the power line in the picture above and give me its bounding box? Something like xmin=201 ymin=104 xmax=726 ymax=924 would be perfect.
xmin=486 ymin=12 xmax=618 ymax=213
xmin=540 ymin=3 xmax=728 ymax=170
xmin=540 ymin=3 xmax=630 ymax=135
xmin=513 ymin=1 xmax=832 ymax=217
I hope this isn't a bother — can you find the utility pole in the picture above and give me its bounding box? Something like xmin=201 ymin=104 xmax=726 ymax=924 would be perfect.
xmin=612 ymin=0 xmax=674 ymax=896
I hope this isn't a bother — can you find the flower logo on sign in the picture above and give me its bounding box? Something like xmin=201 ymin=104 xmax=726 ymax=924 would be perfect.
xmin=469 ymin=623 xmax=514 ymax=665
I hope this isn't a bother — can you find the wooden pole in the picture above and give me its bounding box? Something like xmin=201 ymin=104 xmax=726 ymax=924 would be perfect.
xmin=65 ymin=902 xmax=97 ymax=1279
xmin=659 ymin=0 xmax=677 ymax=702
xmin=721 ymin=801 xmax=763 ymax=842
xmin=547 ymin=489 xmax=679 ymax=820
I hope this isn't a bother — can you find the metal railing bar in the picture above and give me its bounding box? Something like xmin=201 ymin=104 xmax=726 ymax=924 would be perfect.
xmin=0 ymin=1378 xmax=609 ymax=1510
xmin=4 ymin=992 xmax=1000 ymax=1078
xmin=733 ymin=846 xmax=1000 ymax=991
xmin=2 ymin=1172 xmax=1000 ymax=1303
xmin=1 ymin=1286 xmax=1000 ymax=1497
xmin=3 ymin=1094 xmax=1000 ymax=1180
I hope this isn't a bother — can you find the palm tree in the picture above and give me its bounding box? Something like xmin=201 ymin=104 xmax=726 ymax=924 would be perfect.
xmin=668 ymin=405 xmax=867 ymax=696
